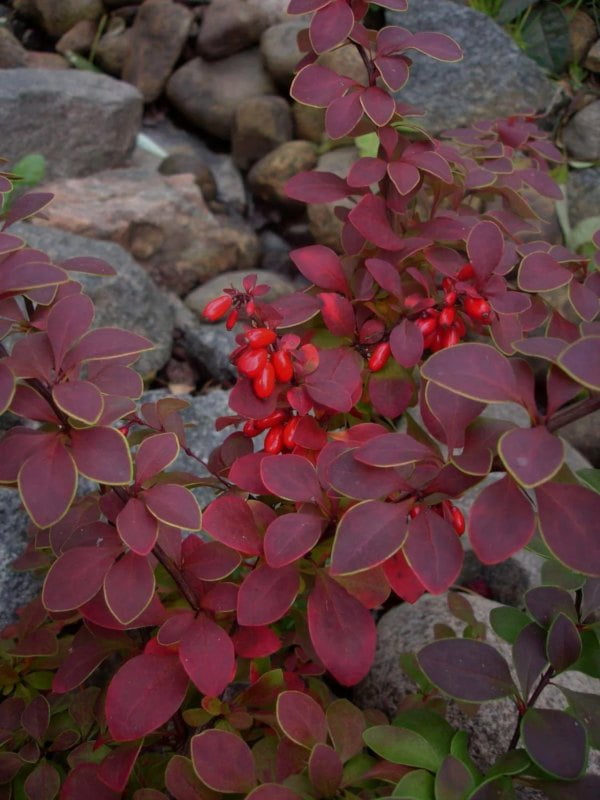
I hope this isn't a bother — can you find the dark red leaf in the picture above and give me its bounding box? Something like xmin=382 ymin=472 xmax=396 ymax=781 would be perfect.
xmin=409 ymin=31 xmax=462 ymax=61
xmin=135 ymin=432 xmax=180 ymax=485
xmin=52 ymin=380 xmax=103 ymax=425
xmin=202 ymin=494 xmax=262 ymax=555
xmin=469 ymin=475 xmax=536 ymax=563
xmin=319 ymin=293 xmax=355 ymax=337
xmin=191 ymin=730 xmax=256 ymax=793
xmin=331 ymin=500 xmax=408 ymax=575
xmin=23 ymin=759 xmax=60 ymax=800
xmin=360 ymin=86 xmax=395 ymax=126
xmin=327 ymin=446 xmax=404 ymax=499
xmin=383 ymin=550 xmax=426 ymax=603
xmin=182 ymin=539 xmax=241 ymax=581
xmin=276 ymin=691 xmax=327 ymax=749
xmin=307 ymin=572 xmax=376 ymax=686
xmin=70 ymin=426 xmax=133 ymax=485
xmin=116 ymin=498 xmax=159 ymax=556
xmin=467 ymin=221 xmax=504 ymax=282
xmin=289 ymin=245 xmax=348 ymax=294
xmin=19 ymin=437 xmax=77 ymax=528
xmin=308 ymin=744 xmax=343 ymax=797
xmin=0 ymin=361 xmax=15 ymax=416
xmin=557 ymin=336 xmax=600 ymax=391
xmin=389 ymin=320 xmax=424 ymax=368
xmin=498 ymin=426 xmax=564 ymax=488
xmin=404 ymin=509 xmax=463 ymax=594
xmin=98 ymin=743 xmax=142 ymax=793
xmin=2 ymin=192 xmax=53 ymax=228
xmin=536 ymin=483 xmax=600 ymax=575
xmin=179 ymin=614 xmax=235 ymax=697
xmin=106 ymin=654 xmax=189 ymax=741
xmin=310 ymin=0 xmax=354 ymax=53
xmin=285 ymin=171 xmax=350 ymax=204
xmin=60 ymin=764 xmax=120 ymax=800
xmin=261 ymin=454 xmax=322 ymax=503
xmin=264 ymin=513 xmax=323 ymax=568
xmin=21 ymin=696 xmax=49 ymax=741
xmin=143 ymin=484 xmax=202 ymax=531
xmin=46 ymin=293 xmax=94 ymax=370
xmin=522 ymin=709 xmax=587 ymax=780
xmin=233 ymin=626 xmax=281 ymax=658
xmin=237 ymin=563 xmax=300 ymax=626
xmin=421 ymin=343 xmax=519 ymax=402
xmin=43 ymin=546 xmax=117 ymax=612
xmin=104 ymin=552 xmax=155 ymax=625
xmin=165 ymin=755 xmax=219 ymax=800
xmin=290 ymin=64 xmax=354 ymax=107
xmin=519 ymin=253 xmax=572 ymax=292
xmin=53 ymin=628 xmax=113 ymax=693
xmin=353 ymin=432 xmax=433 ymax=467
xmin=348 ymin=193 xmax=404 ymax=250
xmin=60 ymin=256 xmax=116 ymax=276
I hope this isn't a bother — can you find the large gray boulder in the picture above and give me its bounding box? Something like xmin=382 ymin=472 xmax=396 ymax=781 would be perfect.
xmin=0 ymin=489 xmax=39 ymax=632
xmin=0 ymin=69 xmax=143 ymax=178
xmin=386 ymin=0 xmax=554 ymax=133
xmin=11 ymin=223 xmax=174 ymax=375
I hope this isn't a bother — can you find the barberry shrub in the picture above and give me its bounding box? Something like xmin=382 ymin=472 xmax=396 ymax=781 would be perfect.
xmin=1 ymin=1 xmax=600 ymax=798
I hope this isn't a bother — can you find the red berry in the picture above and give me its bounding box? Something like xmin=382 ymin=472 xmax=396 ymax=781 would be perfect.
xmin=237 ymin=347 xmax=268 ymax=378
xmin=457 ymin=263 xmax=475 ymax=281
xmin=442 ymin=277 xmax=454 ymax=292
xmin=245 ymin=327 xmax=277 ymax=348
xmin=429 ymin=330 xmax=445 ymax=352
xmin=454 ymin=316 xmax=467 ymax=337
xmin=283 ymin=416 xmax=300 ymax=449
xmin=272 ymin=350 xmax=294 ymax=383
xmin=444 ymin=290 xmax=457 ymax=306
xmin=225 ymin=309 xmax=239 ymax=330
xmin=368 ymin=341 xmax=391 ymax=372
xmin=441 ymin=327 xmax=461 ymax=348
xmin=255 ymin=409 xmax=287 ymax=431
xmin=253 ymin=362 xmax=276 ymax=399
xmin=415 ymin=315 xmax=438 ymax=337
xmin=202 ymin=295 xmax=232 ymax=321
xmin=243 ymin=420 xmax=259 ymax=437
xmin=264 ymin=424 xmax=284 ymax=454
xmin=438 ymin=307 xmax=456 ymax=327
xmin=463 ymin=297 xmax=491 ymax=322
xmin=409 ymin=505 xmax=422 ymax=519
xmin=246 ymin=300 xmax=256 ymax=315
xmin=451 ymin=506 xmax=465 ymax=535
xmin=404 ymin=293 xmax=422 ymax=309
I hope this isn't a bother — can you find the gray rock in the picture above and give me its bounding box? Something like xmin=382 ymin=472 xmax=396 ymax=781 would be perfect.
xmin=166 ymin=50 xmax=275 ymax=141
xmin=0 ymin=488 xmax=39 ymax=632
xmin=559 ymin=409 xmax=600 ymax=468
xmin=386 ymin=0 xmax=554 ymax=133
xmin=563 ymin=101 xmax=600 ymax=161
xmin=159 ymin=152 xmax=218 ymax=202
xmin=122 ymin=0 xmax=193 ymax=103
xmin=247 ymin=140 xmax=317 ymax=207
xmin=95 ymin=25 xmax=132 ymax=77
xmin=11 ymin=223 xmax=174 ymax=375
xmin=55 ymin=18 xmax=97 ymax=55
xmin=32 ymin=0 xmax=103 ymax=38
xmin=0 ymin=69 xmax=143 ymax=179
xmin=197 ymin=0 xmax=270 ymax=60
xmin=355 ymin=594 xmax=600 ymax=776
xmin=260 ymin=20 xmax=305 ymax=86
xmin=570 ymin=10 xmax=598 ymax=64
xmin=584 ymin=39 xmax=600 ymax=72
xmin=0 ymin=26 xmax=28 ymax=67
xmin=232 ymin=95 xmax=293 ymax=170
xmin=184 ymin=269 xmax=295 ymax=315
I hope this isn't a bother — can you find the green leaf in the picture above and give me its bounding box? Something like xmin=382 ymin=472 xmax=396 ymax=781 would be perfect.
xmin=520 ymin=3 xmax=570 ymax=74
xmin=485 ymin=749 xmax=530 ymax=779
xmin=450 ymin=731 xmax=482 ymax=784
xmin=541 ymin=559 xmax=585 ymax=591
xmin=11 ymin=153 xmax=46 ymax=187
xmin=355 ymin=132 xmax=379 ymax=159
xmin=578 ymin=469 xmax=600 ymax=494
xmin=363 ymin=725 xmax=442 ymax=772
xmin=496 ymin=0 xmax=537 ymax=24
xmin=447 ymin=592 xmax=477 ymax=625
xmin=392 ymin=709 xmax=454 ymax=764
xmin=392 ymin=770 xmax=435 ymax=800
xmin=570 ymin=217 xmax=600 ymax=251
xmin=489 ymin=607 xmax=531 ymax=644
xmin=569 ymin=629 xmax=600 ymax=679
xmin=435 ymin=754 xmax=475 ymax=800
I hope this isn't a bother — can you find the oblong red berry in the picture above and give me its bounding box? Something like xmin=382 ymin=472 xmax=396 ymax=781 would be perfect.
xmin=272 ymin=350 xmax=294 ymax=383
xmin=225 ymin=309 xmax=239 ymax=330
xmin=444 ymin=290 xmax=457 ymax=307
xmin=441 ymin=327 xmax=461 ymax=348
xmin=451 ymin=506 xmax=465 ymax=535
xmin=439 ymin=307 xmax=456 ymax=327
xmin=237 ymin=347 xmax=268 ymax=378
xmin=245 ymin=328 xmax=277 ymax=348
xmin=252 ymin=362 xmax=276 ymax=399
xmin=368 ymin=341 xmax=391 ymax=372
xmin=415 ymin=316 xmax=438 ymax=337
xmin=463 ymin=297 xmax=491 ymax=322
xmin=283 ymin=417 xmax=300 ymax=449
xmin=264 ymin=424 xmax=284 ymax=454
xmin=255 ymin=409 xmax=287 ymax=431
xmin=243 ymin=420 xmax=259 ymax=437
xmin=202 ymin=295 xmax=232 ymax=321
xmin=457 ymin=263 xmax=475 ymax=281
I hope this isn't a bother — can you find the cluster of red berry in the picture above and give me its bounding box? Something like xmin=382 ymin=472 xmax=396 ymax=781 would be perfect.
xmin=415 ymin=263 xmax=492 ymax=353
xmin=410 ymin=500 xmax=466 ymax=535
xmin=235 ymin=328 xmax=293 ymax=399
xmin=201 ymin=294 xmax=239 ymax=330
xmin=242 ymin=409 xmax=300 ymax=454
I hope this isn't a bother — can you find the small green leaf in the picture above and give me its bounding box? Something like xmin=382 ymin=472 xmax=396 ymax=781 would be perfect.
xmin=578 ymin=469 xmax=600 ymax=495
xmin=392 ymin=709 xmax=454 ymax=764
xmin=485 ymin=749 xmax=530 ymax=779
xmin=541 ymin=559 xmax=585 ymax=591
xmin=496 ymin=0 xmax=537 ymax=24
xmin=363 ymin=725 xmax=442 ymax=772
xmin=450 ymin=731 xmax=482 ymax=783
xmin=520 ymin=3 xmax=570 ymax=75
xmin=489 ymin=607 xmax=530 ymax=644
xmin=392 ymin=769 xmax=435 ymax=800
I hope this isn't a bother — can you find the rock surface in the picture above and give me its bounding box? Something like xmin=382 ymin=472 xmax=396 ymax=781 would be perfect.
xmin=260 ymin=20 xmax=305 ymax=86
xmin=585 ymin=40 xmax=600 ymax=72
xmin=232 ymin=95 xmax=293 ymax=170
xmin=122 ymin=0 xmax=193 ymax=103
xmin=197 ymin=0 xmax=270 ymax=60
xmin=0 ymin=489 xmax=38 ymax=633
xmin=386 ymin=0 xmax=554 ymax=133
xmin=166 ymin=50 xmax=275 ymax=140
xmin=569 ymin=10 xmax=598 ymax=64
xmin=11 ymin=222 xmax=174 ymax=375
xmin=32 ymin=0 xmax=103 ymax=38
xmin=0 ymin=25 xmax=28 ymax=67
xmin=95 ymin=24 xmax=132 ymax=76
xmin=247 ymin=140 xmax=317 ymax=206
xmin=563 ymin=101 xmax=600 ymax=161
xmin=0 ymin=69 xmax=143 ymax=178
xmin=33 ymin=167 xmax=260 ymax=294
xmin=356 ymin=594 xmax=600 ymax=776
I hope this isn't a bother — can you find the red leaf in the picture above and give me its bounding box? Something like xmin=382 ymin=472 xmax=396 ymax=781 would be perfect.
xmin=327 ymin=446 xmax=404 ymax=499
xmin=319 ymin=293 xmax=355 ymax=337
xmin=557 ymin=336 xmax=600 ymax=391
xmin=2 ymin=192 xmax=53 ymax=228
xmin=325 ymin=91 xmax=365 ymax=139
xmin=365 ymin=257 xmax=403 ymax=297
xmin=387 ymin=161 xmax=420 ymax=195
xmin=369 ymin=373 xmax=413 ymax=419
xmin=143 ymin=484 xmax=202 ymax=531
xmin=308 ymin=744 xmax=343 ymax=797
xmin=21 ymin=696 xmax=49 ymax=741
xmin=290 ymin=64 xmax=354 ymax=107
xmin=285 ymin=171 xmax=350 ymax=204
xmin=498 ymin=426 xmax=564 ymax=488
xmin=469 ymin=475 xmax=536 ymax=564
xmin=53 ymin=628 xmax=113 ymax=693
xmin=10 ymin=384 xmax=58 ymax=423
xmin=179 ymin=614 xmax=235 ymax=697
xmin=333 ymin=565 xmax=391 ymax=609
xmin=404 ymin=149 xmax=453 ymax=184
xmin=0 ymin=361 xmax=15 ymax=416
xmin=24 ymin=759 xmax=60 ymax=800
xmin=60 ymin=764 xmax=120 ymax=800
xmin=200 ymin=581 xmax=238 ymax=612
xmin=230 ymin=377 xmax=278 ymax=419
xmin=104 ymin=552 xmax=155 ymax=625
xmin=375 ymin=53 xmax=410 ymax=91
xmin=202 ymin=494 xmax=262 ymax=555
xmin=46 ymin=294 xmax=94 ymax=369
xmin=263 ymin=513 xmax=323 ymax=568
xmin=421 ymin=343 xmax=519 ymax=402
xmin=467 ymin=221 xmax=504 ymax=282
xmin=106 ymin=654 xmax=189 ymax=741
xmin=290 ymin=245 xmax=348 ymax=294
xmin=409 ymin=31 xmax=462 ymax=61
xmin=424 ymin=382 xmax=485 ymax=451
xmin=60 ymin=256 xmax=116 ymax=276
xmin=348 ymin=193 xmax=404 ymax=250
xmin=98 ymin=743 xmax=142 ymax=793
xmin=165 ymin=755 xmax=219 ymax=800
xmin=19 ymin=438 xmax=77 ymax=528
xmin=43 ymin=546 xmax=117 ymax=612
xmin=389 ymin=320 xmax=424 ymax=367
xmin=246 ymin=786 xmax=301 ymax=800
xmin=66 ymin=328 xmax=154 ymax=367
xmin=518 ymin=252 xmax=572 ymax=292
xmin=326 ymin=699 xmax=365 ymax=763
xmin=261 ymin=454 xmax=322 ymax=503
xmin=353 ymin=432 xmax=434 ymax=467
xmin=536 ymin=483 xmax=600 ymax=576
xmin=237 ymin=563 xmax=300 ymax=626
xmin=229 ymin=451 xmax=270 ymax=494
xmin=116 ymin=498 xmax=159 ymax=556
xmin=403 ymin=509 xmax=463 ymax=594
xmin=383 ymin=550 xmax=426 ymax=603
xmin=277 ymin=691 xmax=327 ymax=749
xmin=70 ymin=426 xmax=133 ymax=485
xmin=53 ymin=380 xmax=103 ymax=424
xmin=310 ymin=0 xmax=354 ymax=53
xmin=307 ymin=572 xmax=376 ymax=685
xmin=347 ymin=157 xmax=387 ymax=187
xmin=331 ymin=500 xmax=408 ymax=575
xmin=182 ymin=539 xmax=241 ymax=581
xmin=233 ymin=626 xmax=281 ymax=658
xmin=135 ymin=432 xmax=180 ymax=485
xmin=360 ymin=86 xmax=395 ymax=126
xmin=191 ymin=730 xmax=256 ymax=793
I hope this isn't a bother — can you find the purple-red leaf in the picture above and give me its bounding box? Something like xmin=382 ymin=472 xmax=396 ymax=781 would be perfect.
xmin=289 ymin=245 xmax=348 ymax=294
xmin=43 ymin=546 xmax=117 ymax=612
xmin=237 ymin=563 xmax=300 ymax=626
xmin=319 ymin=293 xmax=355 ymax=337
xmin=135 ymin=432 xmax=180 ymax=485
xmin=308 ymin=744 xmax=343 ymax=798
xmin=143 ymin=484 xmax=202 ymax=531
xmin=310 ymin=0 xmax=354 ymax=53
xmin=277 ymin=691 xmax=327 ymax=749
xmin=389 ymin=320 xmax=424 ymax=367
xmin=467 ymin=221 xmax=504 ymax=282
xmin=536 ymin=483 xmax=600 ymax=575
xmin=353 ymin=432 xmax=433 ymax=468
xmin=421 ymin=343 xmax=519 ymax=402
xmin=202 ymin=494 xmax=262 ymax=555
xmin=557 ymin=337 xmax=600 ymax=391
xmin=263 ymin=513 xmax=323 ymax=568
xmin=116 ymin=498 xmax=159 ymax=556
xmin=348 ymin=193 xmax=404 ymax=250
xmin=285 ymin=171 xmax=349 ymax=203
xmin=404 ymin=509 xmax=463 ymax=594
xmin=19 ymin=438 xmax=77 ymax=528
xmin=331 ymin=500 xmax=408 ymax=575
xmin=498 ymin=426 xmax=564 ymax=488
xmin=104 ymin=552 xmax=155 ymax=625
xmin=519 ymin=253 xmax=572 ymax=292
xmin=70 ymin=426 xmax=133 ymax=485
xmin=52 ymin=380 xmax=103 ymax=425
xmin=179 ymin=614 xmax=235 ymax=697
xmin=261 ymin=454 xmax=321 ymax=503
xmin=191 ymin=730 xmax=256 ymax=793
